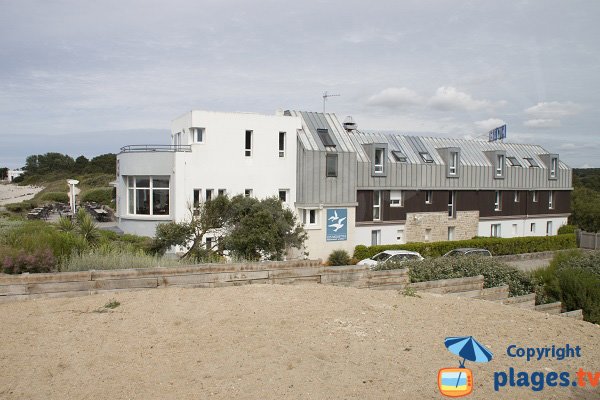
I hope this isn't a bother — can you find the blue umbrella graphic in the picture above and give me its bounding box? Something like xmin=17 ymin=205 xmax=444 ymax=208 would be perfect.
xmin=444 ymin=336 xmax=493 ymax=387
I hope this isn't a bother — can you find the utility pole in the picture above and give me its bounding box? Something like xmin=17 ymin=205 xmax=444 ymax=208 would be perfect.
xmin=323 ymin=91 xmax=340 ymax=113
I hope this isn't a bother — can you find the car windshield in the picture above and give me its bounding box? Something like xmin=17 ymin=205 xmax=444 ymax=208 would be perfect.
xmin=445 ymin=250 xmax=463 ymax=257
xmin=371 ymin=253 xmax=391 ymax=262
xmin=389 ymin=254 xmax=418 ymax=262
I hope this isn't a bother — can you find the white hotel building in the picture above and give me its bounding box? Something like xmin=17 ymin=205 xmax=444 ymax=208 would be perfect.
xmin=116 ymin=110 xmax=572 ymax=260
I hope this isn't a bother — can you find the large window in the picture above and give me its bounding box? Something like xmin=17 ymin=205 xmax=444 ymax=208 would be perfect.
xmin=127 ymin=176 xmax=169 ymax=216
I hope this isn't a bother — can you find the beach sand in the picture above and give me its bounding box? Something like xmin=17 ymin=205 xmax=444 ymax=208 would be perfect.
xmin=0 ymin=284 xmax=598 ymax=399
xmin=0 ymin=183 xmax=43 ymax=205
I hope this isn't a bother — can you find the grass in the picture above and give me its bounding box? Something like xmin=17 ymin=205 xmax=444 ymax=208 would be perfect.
xmin=61 ymin=247 xmax=183 ymax=272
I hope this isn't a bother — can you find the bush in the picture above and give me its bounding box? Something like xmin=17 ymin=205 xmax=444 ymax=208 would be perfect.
xmin=2 ymin=248 xmax=58 ymax=274
xmin=375 ymin=256 xmax=535 ymax=297
xmin=327 ymin=249 xmax=351 ymax=266
xmin=80 ymin=187 xmax=113 ymax=206
xmin=533 ymin=250 xmax=600 ymax=324
xmin=39 ymin=191 xmax=69 ymax=203
xmin=61 ymin=246 xmax=180 ymax=272
xmin=557 ymin=224 xmax=576 ymax=235
xmin=4 ymin=202 xmax=35 ymax=213
xmin=353 ymin=234 xmax=577 ymax=260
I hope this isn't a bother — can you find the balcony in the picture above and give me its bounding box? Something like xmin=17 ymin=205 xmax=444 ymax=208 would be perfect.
xmin=120 ymin=144 xmax=192 ymax=153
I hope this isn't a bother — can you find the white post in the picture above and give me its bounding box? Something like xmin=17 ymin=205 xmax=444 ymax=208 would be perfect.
xmin=67 ymin=179 xmax=79 ymax=215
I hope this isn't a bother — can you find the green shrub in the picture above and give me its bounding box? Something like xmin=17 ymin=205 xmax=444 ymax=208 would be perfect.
xmin=327 ymin=249 xmax=351 ymax=266
xmin=533 ymin=249 xmax=600 ymax=323
xmin=61 ymin=246 xmax=181 ymax=272
xmin=353 ymin=234 xmax=577 ymax=260
xmin=80 ymin=187 xmax=113 ymax=206
xmin=4 ymin=202 xmax=35 ymax=213
xmin=375 ymin=256 xmax=535 ymax=297
xmin=557 ymin=224 xmax=576 ymax=235
xmin=39 ymin=191 xmax=69 ymax=203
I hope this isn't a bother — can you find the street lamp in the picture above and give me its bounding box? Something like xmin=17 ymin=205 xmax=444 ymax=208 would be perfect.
xmin=67 ymin=179 xmax=79 ymax=215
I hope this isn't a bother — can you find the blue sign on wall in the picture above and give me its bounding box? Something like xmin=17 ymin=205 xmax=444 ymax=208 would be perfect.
xmin=326 ymin=208 xmax=347 ymax=241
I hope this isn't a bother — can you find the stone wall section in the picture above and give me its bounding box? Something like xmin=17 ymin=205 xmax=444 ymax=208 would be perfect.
xmin=405 ymin=210 xmax=479 ymax=243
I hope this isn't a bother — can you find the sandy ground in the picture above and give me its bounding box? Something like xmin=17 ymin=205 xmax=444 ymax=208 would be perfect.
xmin=0 ymin=183 xmax=43 ymax=205
xmin=0 ymin=285 xmax=598 ymax=400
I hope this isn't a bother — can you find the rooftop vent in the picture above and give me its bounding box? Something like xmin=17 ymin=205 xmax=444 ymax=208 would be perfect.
xmin=343 ymin=116 xmax=357 ymax=132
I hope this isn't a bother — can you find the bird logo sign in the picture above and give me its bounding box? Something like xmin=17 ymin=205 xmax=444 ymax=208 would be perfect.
xmin=438 ymin=336 xmax=493 ymax=397
xmin=326 ymin=208 xmax=347 ymax=241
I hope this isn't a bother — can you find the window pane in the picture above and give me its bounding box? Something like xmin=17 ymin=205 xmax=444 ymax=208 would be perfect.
xmin=136 ymin=188 xmax=150 ymax=214
xmin=153 ymin=189 xmax=169 ymax=215
xmin=127 ymin=176 xmax=134 ymax=187
xmin=153 ymin=178 xmax=169 ymax=188
xmin=136 ymin=177 xmax=150 ymax=188
xmin=245 ymin=131 xmax=252 ymax=149
xmin=128 ymin=188 xmax=134 ymax=214
xmin=326 ymin=154 xmax=338 ymax=177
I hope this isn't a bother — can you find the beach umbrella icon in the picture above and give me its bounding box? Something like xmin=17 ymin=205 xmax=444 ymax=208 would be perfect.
xmin=445 ymin=336 xmax=493 ymax=367
xmin=443 ymin=336 xmax=493 ymax=391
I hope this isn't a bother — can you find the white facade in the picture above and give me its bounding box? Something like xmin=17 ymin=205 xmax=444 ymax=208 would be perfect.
xmin=7 ymin=170 xmax=23 ymax=182
xmin=478 ymin=216 xmax=568 ymax=238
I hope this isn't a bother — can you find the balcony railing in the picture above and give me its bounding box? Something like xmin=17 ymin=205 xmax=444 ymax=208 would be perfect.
xmin=120 ymin=144 xmax=192 ymax=153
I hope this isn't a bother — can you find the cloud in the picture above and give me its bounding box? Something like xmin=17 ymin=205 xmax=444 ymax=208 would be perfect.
xmin=428 ymin=86 xmax=501 ymax=112
xmin=474 ymin=118 xmax=506 ymax=132
xmin=524 ymin=119 xmax=561 ymax=128
xmin=366 ymin=87 xmax=424 ymax=108
xmin=524 ymin=101 xmax=583 ymax=118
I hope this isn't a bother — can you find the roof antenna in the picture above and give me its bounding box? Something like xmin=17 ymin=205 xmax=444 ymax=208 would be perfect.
xmin=323 ymin=91 xmax=340 ymax=113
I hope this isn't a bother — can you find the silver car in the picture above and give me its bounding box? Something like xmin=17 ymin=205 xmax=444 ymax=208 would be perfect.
xmin=358 ymin=250 xmax=424 ymax=268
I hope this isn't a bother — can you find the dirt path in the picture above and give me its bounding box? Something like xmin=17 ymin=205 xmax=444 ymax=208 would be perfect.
xmin=0 ymin=285 xmax=598 ymax=399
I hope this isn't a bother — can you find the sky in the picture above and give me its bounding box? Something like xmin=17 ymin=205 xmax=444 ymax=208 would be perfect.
xmin=1 ymin=0 xmax=599 ymax=168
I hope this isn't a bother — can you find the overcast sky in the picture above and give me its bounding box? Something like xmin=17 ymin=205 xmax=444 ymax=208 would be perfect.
xmin=1 ymin=0 xmax=599 ymax=168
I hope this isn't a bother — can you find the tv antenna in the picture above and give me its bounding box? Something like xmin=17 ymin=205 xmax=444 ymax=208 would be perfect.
xmin=322 ymin=91 xmax=340 ymax=113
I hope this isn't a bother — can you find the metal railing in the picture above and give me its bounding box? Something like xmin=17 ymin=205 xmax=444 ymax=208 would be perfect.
xmin=120 ymin=144 xmax=192 ymax=153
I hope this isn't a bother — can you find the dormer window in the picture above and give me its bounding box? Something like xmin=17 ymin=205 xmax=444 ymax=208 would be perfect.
xmin=374 ymin=148 xmax=384 ymax=173
xmin=496 ymin=154 xmax=505 ymax=177
xmin=420 ymin=152 xmax=434 ymax=163
xmin=449 ymin=151 xmax=458 ymax=176
xmin=550 ymin=157 xmax=558 ymax=179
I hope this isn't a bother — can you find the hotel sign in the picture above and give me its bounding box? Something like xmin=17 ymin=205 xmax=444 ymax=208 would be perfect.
xmin=326 ymin=208 xmax=347 ymax=241
xmin=489 ymin=125 xmax=507 ymax=142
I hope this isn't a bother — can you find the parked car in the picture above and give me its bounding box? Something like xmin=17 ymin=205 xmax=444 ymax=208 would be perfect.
xmin=442 ymin=248 xmax=492 ymax=257
xmin=358 ymin=250 xmax=424 ymax=268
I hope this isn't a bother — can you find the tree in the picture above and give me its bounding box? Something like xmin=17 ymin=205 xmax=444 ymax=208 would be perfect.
xmin=152 ymin=195 xmax=306 ymax=261
xmin=73 ymin=156 xmax=89 ymax=173
xmin=0 ymin=167 xmax=7 ymax=180
xmin=570 ymin=187 xmax=600 ymax=232
xmin=85 ymin=153 xmax=116 ymax=174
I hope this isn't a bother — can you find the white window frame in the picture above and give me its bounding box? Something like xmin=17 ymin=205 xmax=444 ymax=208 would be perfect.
xmin=374 ymin=148 xmax=385 ymax=174
xmin=371 ymin=229 xmax=381 ymax=246
xmin=390 ymin=190 xmax=404 ymax=207
xmin=193 ymin=188 xmax=201 ymax=208
xmin=302 ymin=208 xmax=319 ymax=228
xmin=532 ymin=190 xmax=538 ymax=203
xmin=491 ymin=224 xmax=501 ymax=237
xmin=448 ymin=226 xmax=455 ymax=241
xmin=550 ymin=158 xmax=557 ymax=178
xmin=244 ymin=189 xmax=253 ymax=197
xmin=530 ymin=223 xmax=536 ymax=232
xmin=494 ymin=191 xmax=502 ymax=211
xmin=127 ymin=176 xmax=170 ymax=216
xmin=194 ymin=128 xmax=205 ymax=143
xmin=373 ymin=191 xmax=382 ymax=221
xmin=514 ymin=191 xmax=520 ymax=203
xmin=205 ymin=189 xmax=213 ymax=202
xmin=548 ymin=190 xmax=554 ymax=209
xmin=449 ymin=152 xmax=458 ymax=175
xmin=448 ymin=191 xmax=455 ymax=218
xmin=546 ymin=221 xmax=553 ymax=236
xmin=218 ymin=189 xmax=226 ymax=197
xmin=425 ymin=190 xmax=433 ymax=205
xmin=279 ymin=131 xmax=286 ymax=158
xmin=245 ymin=130 xmax=253 ymax=157
xmin=496 ymin=154 xmax=505 ymax=177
